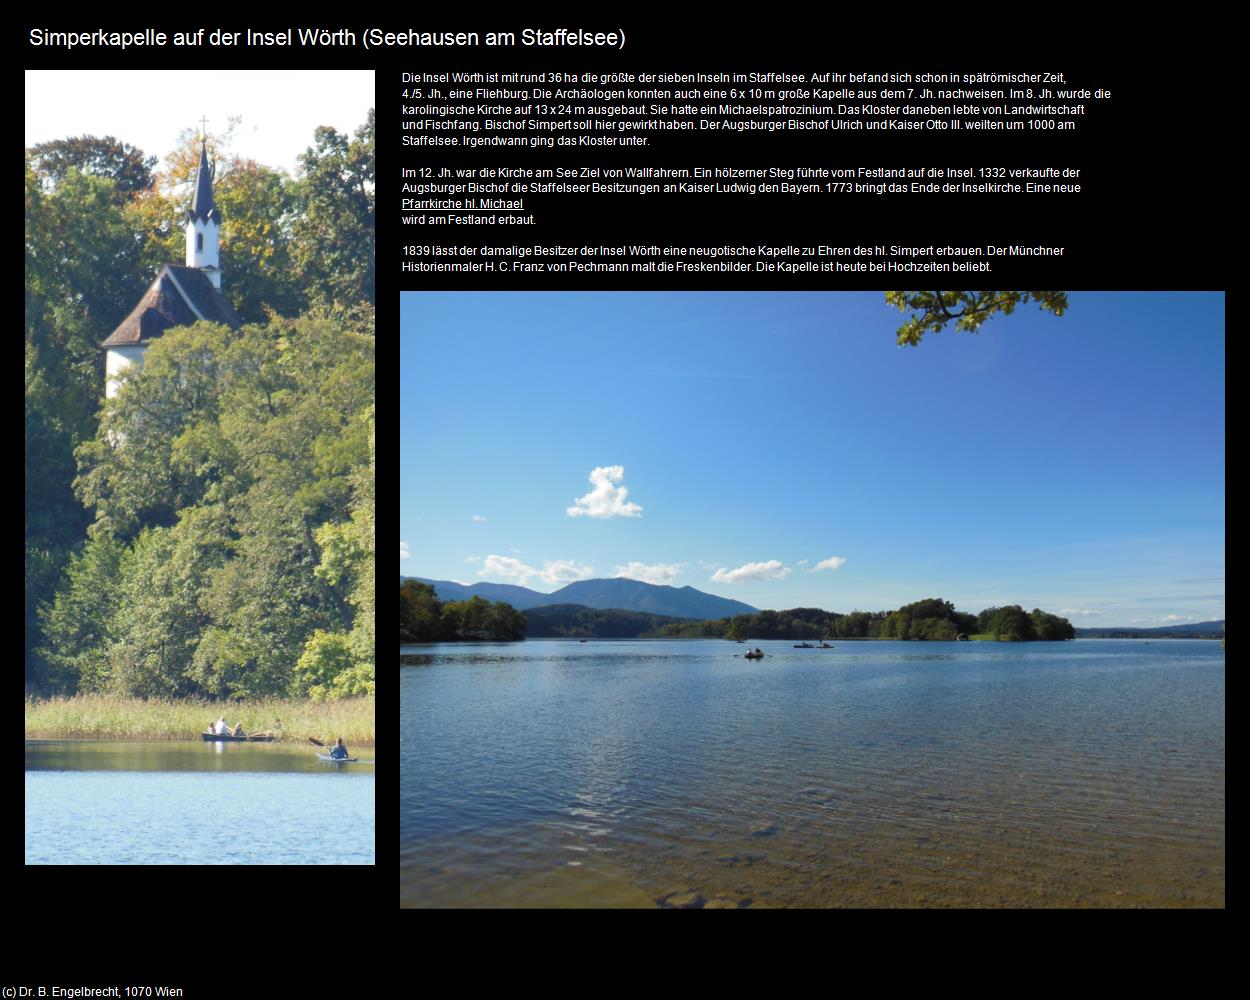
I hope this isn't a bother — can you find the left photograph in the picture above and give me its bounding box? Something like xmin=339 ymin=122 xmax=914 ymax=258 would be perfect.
xmin=25 ymin=70 xmax=376 ymax=864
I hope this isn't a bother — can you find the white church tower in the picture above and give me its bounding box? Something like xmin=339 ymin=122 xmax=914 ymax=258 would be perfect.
xmin=184 ymin=139 xmax=222 ymax=288
xmin=102 ymin=133 xmax=240 ymax=399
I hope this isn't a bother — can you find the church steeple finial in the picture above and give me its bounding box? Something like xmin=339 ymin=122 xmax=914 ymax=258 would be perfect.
xmin=185 ymin=124 xmax=222 ymax=288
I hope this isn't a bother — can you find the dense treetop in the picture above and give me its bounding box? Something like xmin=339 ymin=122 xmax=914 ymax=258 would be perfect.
xmin=401 ymin=581 xmax=526 ymax=642
xmin=26 ymin=114 xmax=375 ymax=700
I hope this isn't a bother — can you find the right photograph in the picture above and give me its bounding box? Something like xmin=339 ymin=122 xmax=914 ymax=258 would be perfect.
xmin=400 ymin=291 xmax=1224 ymax=908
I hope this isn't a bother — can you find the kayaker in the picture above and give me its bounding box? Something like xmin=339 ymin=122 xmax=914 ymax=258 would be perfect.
xmin=329 ymin=737 xmax=349 ymax=760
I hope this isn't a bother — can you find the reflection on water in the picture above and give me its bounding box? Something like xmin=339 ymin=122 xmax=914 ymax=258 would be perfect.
xmin=25 ymin=740 xmax=376 ymax=773
xmin=401 ymin=640 xmax=1224 ymax=907
xmin=25 ymin=741 xmax=375 ymax=864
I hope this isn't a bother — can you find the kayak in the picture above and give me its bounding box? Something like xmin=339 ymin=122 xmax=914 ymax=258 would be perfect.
xmin=201 ymin=733 xmax=275 ymax=742
xmin=317 ymin=753 xmax=361 ymax=763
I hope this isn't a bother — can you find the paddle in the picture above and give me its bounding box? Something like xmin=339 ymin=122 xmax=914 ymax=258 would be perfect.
xmin=308 ymin=737 xmax=326 ymax=747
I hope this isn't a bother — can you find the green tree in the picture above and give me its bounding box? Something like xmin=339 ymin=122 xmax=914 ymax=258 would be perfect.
xmin=294 ymin=630 xmax=368 ymax=700
xmin=26 ymin=343 xmax=95 ymax=688
xmin=28 ymin=135 xmax=156 ymax=201
xmin=215 ymin=160 xmax=305 ymax=322
xmin=298 ymin=405 xmax=375 ymax=696
xmin=401 ymin=580 xmax=443 ymax=641
xmin=25 ymin=158 xmax=145 ymax=686
xmin=36 ymin=535 xmax=125 ymax=693
xmin=74 ymin=322 xmax=238 ymax=539
xmin=44 ymin=314 xmax=373 ymax=699
xmin=1031 ymin=608 xmax=1075 ymax=641
xmin=989 ymin=605 xmax=1037 ymax=641
xmin=887 ymin=291 xmax=1068 ymax=346
xmin=484 ymin=602 xmax=527 ymax=640
xmin=291 ymin=110 xmax=375 ymax=312
xmin=26 ymin=161 xmax=148 ymax=402
xmin=104 ymin=522 xmax=223 ymax=697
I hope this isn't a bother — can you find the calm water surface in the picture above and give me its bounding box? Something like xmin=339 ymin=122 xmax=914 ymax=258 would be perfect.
xmin=401 ymin=639 xmax=1224 ymax=907
xmin=26 ymin=742 xmax=374 ymax=864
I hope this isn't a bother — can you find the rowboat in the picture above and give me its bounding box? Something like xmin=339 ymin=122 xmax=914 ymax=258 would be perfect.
xmin=200 ymin=732 xmax=275 ymax=742
xmin=317 ymin=753 xmax=361 ymax=763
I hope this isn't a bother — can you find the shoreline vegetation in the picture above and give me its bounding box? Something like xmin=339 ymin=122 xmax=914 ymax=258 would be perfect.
xmin=401 ymin=582 xmax=1080 ymax=643
xmin=24 ymin=694 xmax=375 ymax=746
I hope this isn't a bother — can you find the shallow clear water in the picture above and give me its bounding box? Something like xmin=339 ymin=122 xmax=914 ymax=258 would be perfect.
xmin=400 ymin=639 xmax=1224 ymax=907
xmin=26 ymin=742 xmax=374 ymax=865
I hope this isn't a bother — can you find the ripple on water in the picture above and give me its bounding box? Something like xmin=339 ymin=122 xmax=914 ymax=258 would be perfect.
xmin=401 ymin=639 xmax=1224 ymax=906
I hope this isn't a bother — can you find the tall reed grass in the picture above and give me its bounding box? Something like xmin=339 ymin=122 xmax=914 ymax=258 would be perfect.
xmin=24 ymin=694 xmax=375 ymax=746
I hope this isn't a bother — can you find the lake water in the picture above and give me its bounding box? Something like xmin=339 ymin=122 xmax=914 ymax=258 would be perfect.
xmin=26 ymin=741 xmax=375 ymax=864
xmin=401 ymin=639 xmax=1224 ymax=907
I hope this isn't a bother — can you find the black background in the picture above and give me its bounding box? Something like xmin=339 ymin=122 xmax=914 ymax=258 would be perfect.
xmin=21 ymin=14 xmax=1226 ymax=981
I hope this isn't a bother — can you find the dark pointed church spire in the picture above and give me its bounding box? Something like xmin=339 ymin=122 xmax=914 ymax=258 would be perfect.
xmin=188 ymin=139 xmax=219 ymax=222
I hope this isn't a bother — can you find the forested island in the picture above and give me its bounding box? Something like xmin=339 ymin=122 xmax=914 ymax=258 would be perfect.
xmin=26 ymin=117 xmax=376 ymax=740
xmin=401 ymin=580 xmax=526 ymax=641
xmin=401 ymin=584 xmax=1076 ymax=643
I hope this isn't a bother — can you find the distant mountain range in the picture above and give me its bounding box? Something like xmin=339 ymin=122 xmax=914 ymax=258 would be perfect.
xmin=403 ymin=575 xmax=758 ymax=619
xmin=1075 ymin=620 xmax=1225 ymax=639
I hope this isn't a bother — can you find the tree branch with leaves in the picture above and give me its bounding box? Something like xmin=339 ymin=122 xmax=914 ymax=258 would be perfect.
xmin=886 ymin=291 xmax=1068 ymax=346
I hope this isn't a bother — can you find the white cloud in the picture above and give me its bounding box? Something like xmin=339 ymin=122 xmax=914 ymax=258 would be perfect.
xmin=810 ymin=556 xmax=847 ymax=574
xmin=539 ymin=560 xmax=596 ymax=585
xmin=796 ymin=559 xmax=809 ymax=565
xmin=479 ymin=554 xmax=537 ymax=583
xmin=477 ymin=554 xmax=594 ymax=587
xmin=470 ymin=514 xmax=487 ymax=522
xmin=1161 ymin=614 xmax=1197 ymax=623
xmin=400 ymin=541 xmax=410 ymax=560
xmin=1060 ymin=608 xmax=1102 ymax=617
xmin=464 ymin=555 xmax=480 ymax=564
xmin=711 ymin=560 xmax=791 ymax=583
xmin=567 ymin=465 xmax=643 ymax=519
xmin=613 ymin=561 xmax=683 ymax=585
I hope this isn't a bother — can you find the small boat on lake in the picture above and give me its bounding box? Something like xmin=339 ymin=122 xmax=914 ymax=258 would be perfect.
xmin=200 ymin=732 xmax=275 ymax=742
xmin=317 ymin=753 xmax=361 ymax=763
xmin=744 ymin=652 xmax=765 ymax=660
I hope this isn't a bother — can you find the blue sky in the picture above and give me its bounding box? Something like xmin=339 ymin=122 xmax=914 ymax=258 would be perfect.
xmin=400 ymin=292 xmax=1224 ymax=627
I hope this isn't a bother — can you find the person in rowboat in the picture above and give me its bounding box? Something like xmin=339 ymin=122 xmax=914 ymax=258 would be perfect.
xmin=213 ymin=717 xmax=230 ymax=735
xmin=329 ymin=737 xmax=349 ymax=760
